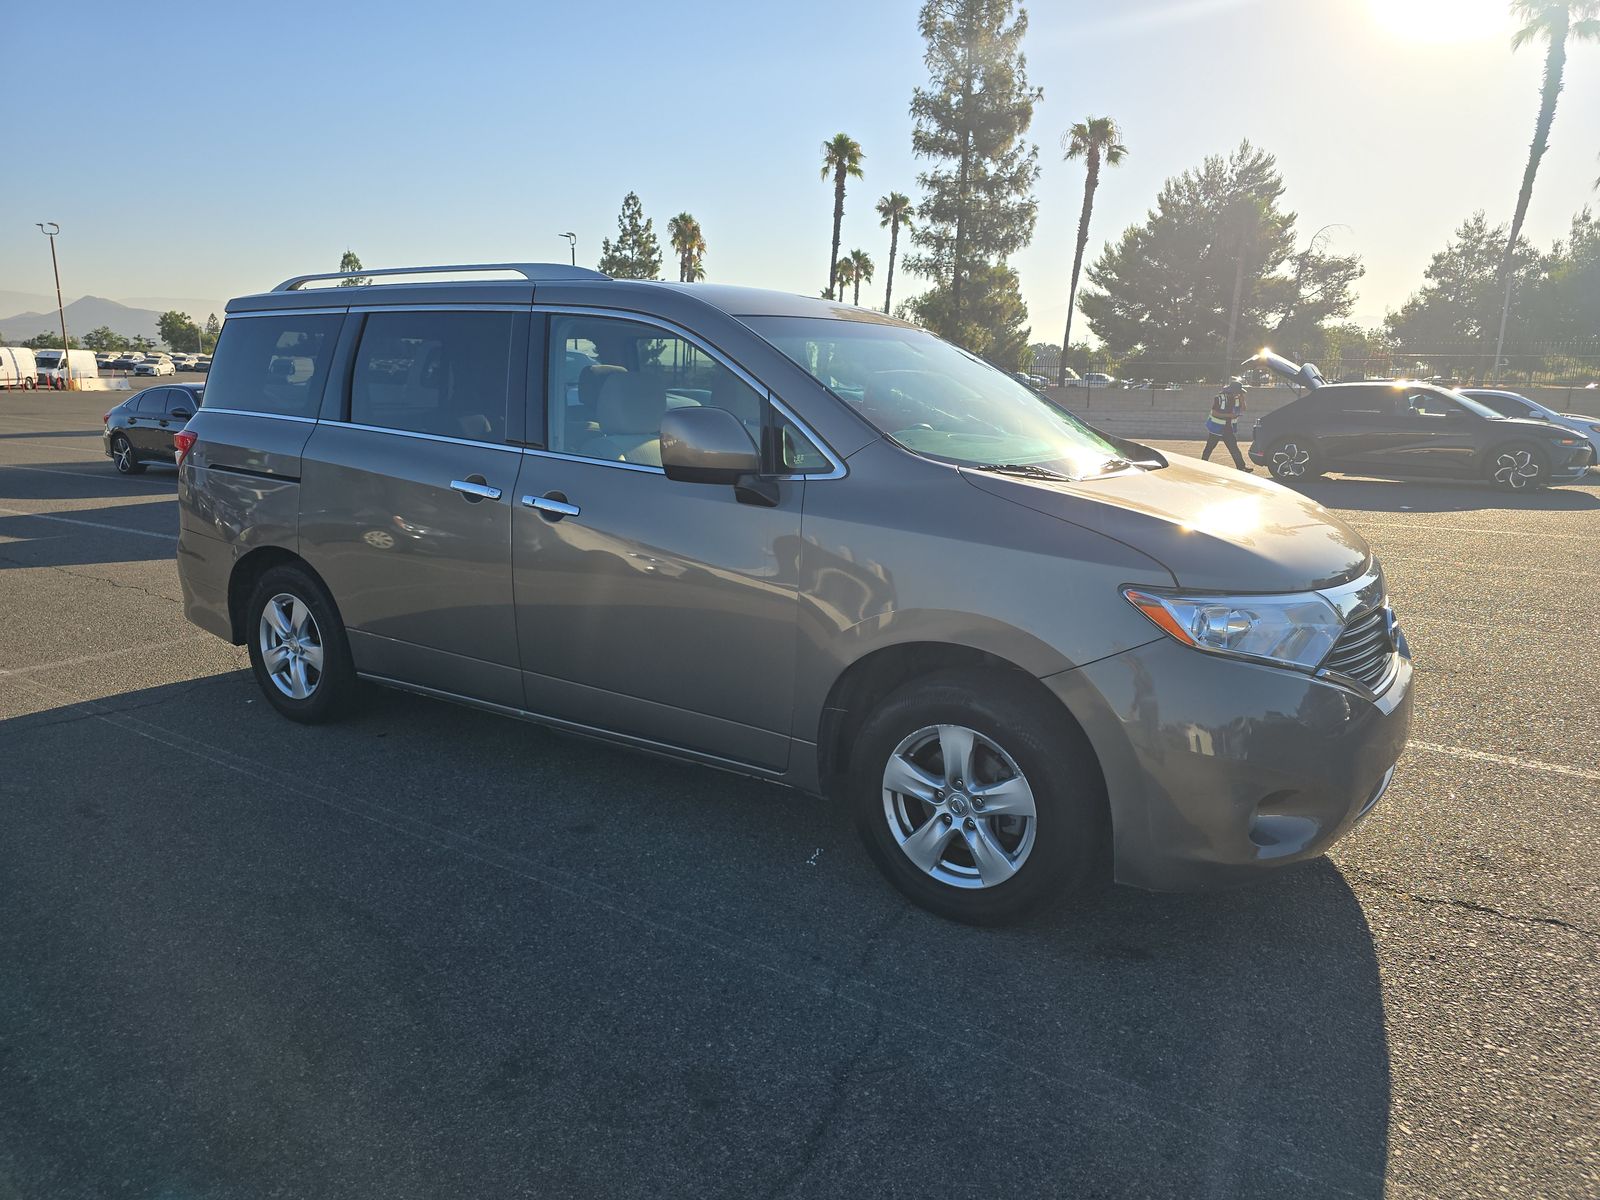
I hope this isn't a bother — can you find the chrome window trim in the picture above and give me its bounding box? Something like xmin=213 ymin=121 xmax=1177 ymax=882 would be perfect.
xmin=535 ymin=303 xmax=846 ymax=479
xmin=219 ymin=307 xmax=351 ymax=319
xmin=520 ymin=446 xmax=665 ymax=475
xmin=196 ymin=407 xmax=320 ymax=425
xmin=331 ymin=421 xmax=523 ymax=454
xmin=346 ymin=304 xmax=531 ymax=315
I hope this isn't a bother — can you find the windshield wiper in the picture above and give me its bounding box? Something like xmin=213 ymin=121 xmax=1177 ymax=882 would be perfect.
xmin=973 ymin=462 xmax=1073 ymax=480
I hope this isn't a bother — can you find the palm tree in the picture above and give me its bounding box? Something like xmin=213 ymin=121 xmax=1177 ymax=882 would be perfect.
xmin=848 ymin=249 xmax=875 ymax=306
xmin=667 ymin=212 xmax=706 ymax=282
xmin=834 ymin=257 xmax=856 ymax=305
xmin=820 ymin=133 xmax=865 ymax=299
xmin=1489 ymin=1 xmax=1600 ymax=376
xmin=1057 ymin=117 xmax=1128 ymax=387
xmin=875 ymin=192 xmax=914 ymax=314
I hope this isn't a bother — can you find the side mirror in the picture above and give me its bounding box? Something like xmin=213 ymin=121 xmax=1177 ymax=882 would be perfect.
xmin=660 ymin=407 xmax=761 ymax=485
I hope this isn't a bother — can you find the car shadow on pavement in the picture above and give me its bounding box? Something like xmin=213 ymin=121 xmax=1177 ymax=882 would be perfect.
xmin=0 ymin=460 xmax=177 ymax=502
xmin=0 ymin=500 xmax=177 ymax=568
xmin=1295 ymin=475 xmax=1598 ymax=513
xmin=0 ymin=429 xmax=102 ymax=440
xmin=0 ymin=673 xmax=1392 ymax=1197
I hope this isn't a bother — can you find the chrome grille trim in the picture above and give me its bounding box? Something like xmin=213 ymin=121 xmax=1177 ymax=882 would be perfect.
xmin=1319 ymin=604 xmax=1397 ymax=695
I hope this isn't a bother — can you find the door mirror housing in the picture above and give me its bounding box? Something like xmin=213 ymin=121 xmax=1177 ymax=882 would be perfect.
xmin=660 ymin=406 xmax=762 ymax=485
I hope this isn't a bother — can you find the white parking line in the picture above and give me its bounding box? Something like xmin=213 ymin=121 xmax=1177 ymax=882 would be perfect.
xmin=1410 ymin=741 xmax=1600 ymax=783
xmin=0 ymin=462 xmax=170 ymax=488
xmin=0 ymin=637 xmax=203 ymax=678
xmin=0 ymin=437 xmax=102 ymax=456
xmin=1348 ymin=519 xmax=1593 ymax=541
xmin=1394 ymin=555 xmax=1600 ymax=581
xmin=0 ymin=505 xmax=175 ymax=541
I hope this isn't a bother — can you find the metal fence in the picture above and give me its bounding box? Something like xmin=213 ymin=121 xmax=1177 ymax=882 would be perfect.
xmin=1029 ymin=341 xmax=1600 ymax=390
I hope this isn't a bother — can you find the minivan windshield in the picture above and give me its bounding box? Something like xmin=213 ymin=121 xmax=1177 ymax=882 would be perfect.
xmin=745 ymin=316 xmax=1131 ymax=480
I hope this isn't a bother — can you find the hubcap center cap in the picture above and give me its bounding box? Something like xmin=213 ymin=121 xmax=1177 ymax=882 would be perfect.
xmin=947 ymin=793 xmax=970 ymax=816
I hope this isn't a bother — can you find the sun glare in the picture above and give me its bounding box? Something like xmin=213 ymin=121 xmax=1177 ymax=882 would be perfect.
xmin=1369 ymin=0 xmax=1510 ymax=44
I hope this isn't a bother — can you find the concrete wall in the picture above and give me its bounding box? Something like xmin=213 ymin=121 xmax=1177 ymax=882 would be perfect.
xmin=1045 ymin=384 xmax=1600 ymax=438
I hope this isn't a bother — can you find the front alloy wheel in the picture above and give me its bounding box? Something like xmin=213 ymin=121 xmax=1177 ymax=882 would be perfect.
xmin=882 ymin=724 xmax=1038 ymax=889
xmin=1491 ymin=448 xmax=1543 ymax=490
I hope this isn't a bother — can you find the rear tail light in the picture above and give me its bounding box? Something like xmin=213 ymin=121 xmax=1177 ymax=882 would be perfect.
xmin=103 ymin=411 xmax=112 ymax=424
xmin=173 ymin=430 xmax=197 ymax=466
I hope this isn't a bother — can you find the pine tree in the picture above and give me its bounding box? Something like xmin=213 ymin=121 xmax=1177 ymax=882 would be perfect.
xmin=904 ymin=0 xmax=1041 ymax=350
xmin=598 ymin=192 xmax=663 ymax=279
xmin=337 ymin=250 xmax=368 ymax=286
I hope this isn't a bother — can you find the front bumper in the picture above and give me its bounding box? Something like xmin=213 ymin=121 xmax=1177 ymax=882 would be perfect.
xmin=1552 ymin=443 xmax=1594 ymax=482
xmin=1045 ymin=636 xmax=1413 ymax=891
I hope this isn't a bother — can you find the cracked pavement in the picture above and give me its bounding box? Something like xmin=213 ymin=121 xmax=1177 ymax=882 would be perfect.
xmin=0 ymin=396 xmax=1596 ymax=1198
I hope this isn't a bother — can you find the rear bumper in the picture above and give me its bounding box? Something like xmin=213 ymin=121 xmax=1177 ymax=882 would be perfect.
xmin=176 ymin=525 xmax=236 ymax=643
xmin=1046 ymin=636 xmax=1413 ymax=891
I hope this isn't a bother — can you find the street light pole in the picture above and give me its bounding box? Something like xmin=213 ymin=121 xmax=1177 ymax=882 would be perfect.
xmin=560 ymin=232 xmax=576 ymax=266
xmin=36 ymin=222 xmax=71 ymax=388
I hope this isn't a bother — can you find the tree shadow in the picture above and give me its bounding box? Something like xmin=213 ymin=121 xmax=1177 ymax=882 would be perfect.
xmin=0 ymin=674 xmax=1391 ymax=1197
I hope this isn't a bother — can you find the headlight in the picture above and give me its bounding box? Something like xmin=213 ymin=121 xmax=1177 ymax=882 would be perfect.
xmin=1123 ymin=587 xmax=1344 ymax=671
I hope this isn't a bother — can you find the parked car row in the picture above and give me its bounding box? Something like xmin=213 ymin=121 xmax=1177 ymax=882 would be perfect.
xmin=1246 ymin=355 xmax=1596 ymax=489
xmin=95 ymin=351 xmax=211 ymax=374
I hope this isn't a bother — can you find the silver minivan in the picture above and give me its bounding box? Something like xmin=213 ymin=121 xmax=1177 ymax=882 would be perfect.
xmin=176 ymin=263 xmax=1412 ymax=923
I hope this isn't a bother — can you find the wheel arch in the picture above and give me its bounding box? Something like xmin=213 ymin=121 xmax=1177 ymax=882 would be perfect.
xmin=226 ymin=546 xmax=342 ymax=646
xmin=815 ymin=640 xmax=1106 ymax=806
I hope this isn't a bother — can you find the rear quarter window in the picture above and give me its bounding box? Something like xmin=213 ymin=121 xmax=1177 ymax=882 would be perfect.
xmin=205 ymin=314 xmax=344 ymax=418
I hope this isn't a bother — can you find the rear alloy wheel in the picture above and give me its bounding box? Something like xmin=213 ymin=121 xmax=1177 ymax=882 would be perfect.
xmin=1489 ymin=445 xmax=1548 ymax=491
xmin=245 ymin=565 xmax=357 ymax=723
xmin=850 ymin=670 xmax=1105 ymax=924
xmin=1268 ymin=438 xmax=1317 ymax=481
xmin=110 ymin=434 xmax=146 ymax=475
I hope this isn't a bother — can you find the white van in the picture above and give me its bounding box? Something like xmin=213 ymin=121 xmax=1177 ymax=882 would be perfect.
xmin=34 ymin=348 xmax=100 ymax=386
xmin=0 ymin=346 xmax=39 ymax=389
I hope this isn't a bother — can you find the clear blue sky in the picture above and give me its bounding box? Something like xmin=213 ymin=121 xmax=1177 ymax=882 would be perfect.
xmin=6 ymin=0 xmax=1598 ymax=343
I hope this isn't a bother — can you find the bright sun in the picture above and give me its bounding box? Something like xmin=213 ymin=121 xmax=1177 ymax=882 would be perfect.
xmin=1369 ymin=0 xmax=1511 ymax=44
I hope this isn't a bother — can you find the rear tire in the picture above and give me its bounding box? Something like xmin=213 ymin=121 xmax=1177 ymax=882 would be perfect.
xmin=1267 ymin=436 xmax=1320 ymax=482
xmin=849 ymin=670 xmax=1106 ymax=925
xmin=1487 ymin=443 xmax=1549 ymax=491
xmin=245 ymin=564 xmax=358 ymax=724
xmin=110 ymin=434 xmax=146 ymax=475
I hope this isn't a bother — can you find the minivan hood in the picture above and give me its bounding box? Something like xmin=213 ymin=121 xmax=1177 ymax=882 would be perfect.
xmin=961 ymin=456 xmax=1370 ymax=593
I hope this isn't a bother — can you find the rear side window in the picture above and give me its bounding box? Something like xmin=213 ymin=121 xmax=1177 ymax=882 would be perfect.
xmin=350 ymin=310 xmax=515 ymax=442
xmin=206 ymin=314 xmax=343 ymax=417
xmin=135 ymin=390 xmax=169 ymax=414
xmin=1477 ymin=394 xmax=1532 ymax=419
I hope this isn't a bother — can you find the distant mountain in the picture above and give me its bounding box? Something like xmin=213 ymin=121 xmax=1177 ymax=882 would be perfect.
xmin=0 ymin=295 xmax=163 ymax=343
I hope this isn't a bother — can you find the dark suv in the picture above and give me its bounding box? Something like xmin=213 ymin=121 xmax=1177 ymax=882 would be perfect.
xmin=1248 ymin=381 xmax=1594 ymax=490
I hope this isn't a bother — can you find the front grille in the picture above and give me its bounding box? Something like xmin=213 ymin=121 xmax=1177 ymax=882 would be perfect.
xmin=1322 ymin=606 xmax=1393 ymax=691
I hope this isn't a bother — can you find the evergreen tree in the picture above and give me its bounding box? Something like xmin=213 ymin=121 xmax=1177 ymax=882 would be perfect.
xmin=598 ymin=192 xmax=663 ymax=279
xmin=1080 ymin=141 xmax=1361 ymax=369
xmin=204 ymin=313 xmax=222 ymax=353
xmin=907 ymin=263 xmax=1031 ymax=370
xmin=337 ymin=250 xmax=368 ymax=286
xmin=904 ymin=0 xmax=1041 ymax=348
xmin=1386 ymin=211 xmax=1544 ymax=348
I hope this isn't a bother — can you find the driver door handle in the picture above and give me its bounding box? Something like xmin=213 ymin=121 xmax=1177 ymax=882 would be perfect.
xmin=522 ymin=495 xmax=580 ymax=518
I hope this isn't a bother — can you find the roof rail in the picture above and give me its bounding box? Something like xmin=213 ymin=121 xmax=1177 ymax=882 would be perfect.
xmin=272 ymin=262 xmax=609 ymax=292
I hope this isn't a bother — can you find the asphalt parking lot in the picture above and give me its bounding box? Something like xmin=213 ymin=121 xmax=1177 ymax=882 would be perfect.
xmin=1 ymin=388 xmax=1596 ymax=1199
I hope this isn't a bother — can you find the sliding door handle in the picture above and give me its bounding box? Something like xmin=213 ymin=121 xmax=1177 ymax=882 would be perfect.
xmin=449 ymin=479 xmax=501 ymax=501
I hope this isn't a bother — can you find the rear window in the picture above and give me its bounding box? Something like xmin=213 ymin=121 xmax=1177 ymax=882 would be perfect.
xmin=350 ymin=310 xmax=516 ymax=442
xmin=205 ymin=314 xmax=343 ymax=417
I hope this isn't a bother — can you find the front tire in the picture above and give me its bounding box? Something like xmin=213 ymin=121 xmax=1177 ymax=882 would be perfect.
xmin=1267 ymin=436 xmax=1319 ymax=482
xmin=849 ymin=670 xmax=1106 ymax=925
xmin=245 ymin=565 xmax=357 ymax=723
xmin=110 ymin=434 xmax=146 ymax=475
xmin=1487 ymin=444 xmax=1549 ymax=491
